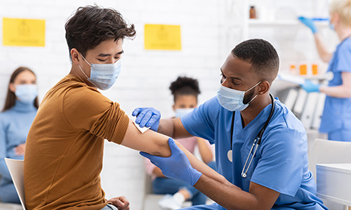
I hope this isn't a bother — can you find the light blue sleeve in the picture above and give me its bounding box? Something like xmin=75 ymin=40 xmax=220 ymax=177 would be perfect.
xmin=0 ymin=117 xmax=11 ymax=180
xmin=250 ymin=128 xmax=305 ymax=196
xmin=181 ymin=97 xmax=220 ymax=144
xmin=335 ymin=40 xmax=351 ymax=73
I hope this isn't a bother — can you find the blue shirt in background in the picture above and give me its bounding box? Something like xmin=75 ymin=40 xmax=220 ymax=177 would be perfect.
xmin=181 ymin=96 xmax=327 ymax=209
xmin=319 ymin=37 xmax=351 ymax=138
xmin=0 ymin=100 xmax=37 ymax=202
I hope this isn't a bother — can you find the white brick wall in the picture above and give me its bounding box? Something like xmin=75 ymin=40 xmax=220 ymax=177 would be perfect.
xmin=0 ymin=0 xmax=339 ymax=209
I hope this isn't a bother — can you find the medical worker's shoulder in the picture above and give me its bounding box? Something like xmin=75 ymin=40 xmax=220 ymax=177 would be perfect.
xmin=196 ymin=96 xmax=221 ymax=120
xmin=335 ymin=38 xmax=351 ymax=59
xmin=261 ymin=100 xmax=307 ymax=157
xmin=269 ymin=99 xmax=306 ymax=135
xmin=339 ymin=37 xmax=351 ymax=51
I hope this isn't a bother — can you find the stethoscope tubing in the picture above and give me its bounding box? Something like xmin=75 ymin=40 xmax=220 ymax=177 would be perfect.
xmin=229 ymin=94 xmax=275 ymax=178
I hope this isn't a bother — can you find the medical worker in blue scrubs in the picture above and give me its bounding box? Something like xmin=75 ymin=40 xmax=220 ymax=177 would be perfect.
xmin=298 ymin=0 xmax=351 ymax=141
xmin=133 ymin=39 xmax=327 ymax=209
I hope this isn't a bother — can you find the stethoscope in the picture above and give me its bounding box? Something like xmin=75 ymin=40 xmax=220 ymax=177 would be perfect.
xmin=227 ymin=94 xmax=275 ymax=178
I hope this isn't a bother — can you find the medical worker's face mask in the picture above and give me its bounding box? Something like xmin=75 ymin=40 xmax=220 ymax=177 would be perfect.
xmin=217 ymin=81 xmax=261 ymax=111
xmin=329 ymin=22 xmax=335 ymax=31
xmin=175 ymin=108 xmax=194 ymax=118
xmin=78 ymin=53 xmax=121 ymax=90
xmin=15 ymin=84 xmax=38 ymax=104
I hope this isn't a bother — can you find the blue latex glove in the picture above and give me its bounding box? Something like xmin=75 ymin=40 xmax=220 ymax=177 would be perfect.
xmin=298 ymin=16 xmax=318 ymax=34
xmin=140 ymin=138 xmax=202 ymax=186
xmin=301 ymin=79 xmax=320 ymax=93
xmin=132 ymin=107 xmax=161 ymax=131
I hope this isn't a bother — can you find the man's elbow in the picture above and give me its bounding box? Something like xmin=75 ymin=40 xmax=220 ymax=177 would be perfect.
xmin=151 ymin=141 xmax=171 ymax=157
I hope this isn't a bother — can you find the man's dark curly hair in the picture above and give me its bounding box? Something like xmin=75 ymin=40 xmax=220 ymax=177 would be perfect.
xmin=169 ymin=76 xmax=201 ymax=103
xmin=232 ymin=39 xmax=279 ymax=83
xmin=65 ymin=5 xmax=136 ymax=58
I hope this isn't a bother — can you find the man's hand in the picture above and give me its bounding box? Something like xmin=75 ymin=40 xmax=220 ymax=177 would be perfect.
xmin=14 ymin=143 xmax=26 ymax=156
xmin=132 ymin=107 xmax=161 ymax=131
xmin=140 ymin=138 xmax=202 ymax=186
xmin=107 ymin=196 xmax=130 ymax=210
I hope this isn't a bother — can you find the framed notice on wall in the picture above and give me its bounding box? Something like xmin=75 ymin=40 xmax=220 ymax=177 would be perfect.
xmin=2 ymin=17 xmax=46 ymax=47
xmin=144 ymin=24 xmax=181 ymax=51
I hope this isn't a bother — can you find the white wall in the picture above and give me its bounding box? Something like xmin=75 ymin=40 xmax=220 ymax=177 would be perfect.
xmin=0 ymin=0 xmax=339 ymax=209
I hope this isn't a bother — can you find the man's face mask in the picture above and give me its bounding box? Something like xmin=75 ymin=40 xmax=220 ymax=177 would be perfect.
xmin=216 ymin=81 xmax=261 ymax=112
xmin=78 ymin=53 xmax=121 ymax=90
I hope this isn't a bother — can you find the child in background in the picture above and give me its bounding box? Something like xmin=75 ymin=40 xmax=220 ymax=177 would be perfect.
xmin=0 ymin=67 xmax=39 ymax=203
xmin=144 ymin=76 xmax=216 ymax=210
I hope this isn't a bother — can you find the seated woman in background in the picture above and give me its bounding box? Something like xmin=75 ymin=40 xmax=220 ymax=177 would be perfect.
xmin=144 ymin=76 xmax=216 ymax=210
xmin=0 ymin=67 xmax=39 ymax=203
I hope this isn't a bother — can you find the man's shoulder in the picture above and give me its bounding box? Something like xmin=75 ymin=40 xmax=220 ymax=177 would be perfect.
xmin=46 ymin=74 xmax=101 ymax=100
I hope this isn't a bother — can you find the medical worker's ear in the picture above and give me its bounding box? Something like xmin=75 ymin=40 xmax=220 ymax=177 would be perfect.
xmin=258 ymin=81 xmax=270 ymax=95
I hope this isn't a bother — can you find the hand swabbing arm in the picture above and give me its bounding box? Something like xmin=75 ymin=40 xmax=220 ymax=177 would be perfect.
xmin=119 ymin=119 xmax=171 ymax=157
xmin=132 ymin=107 xmax=194 ymax=139
xmin=132 ymin=107 xmax=161 ymax=131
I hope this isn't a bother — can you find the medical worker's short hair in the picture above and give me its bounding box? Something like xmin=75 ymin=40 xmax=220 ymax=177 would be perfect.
xmin=65 ymin=5 xmax=136 ymax=58
xmin=329 ymin=0 xmax=351 ymax=27
xmin=231 ymin=39 xmax=279 ymax=83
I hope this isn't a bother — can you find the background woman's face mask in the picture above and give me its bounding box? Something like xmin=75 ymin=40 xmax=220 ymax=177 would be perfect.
xmin=79 ymin=53 xmax=121 ymax=90
xmin=15 ymin=84 xmax=38 ymax=104
xmin=216 ymin=81 xmax=261 ymax=111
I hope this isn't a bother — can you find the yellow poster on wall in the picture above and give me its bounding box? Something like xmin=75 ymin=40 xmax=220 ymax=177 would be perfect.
xmin=144 ymin=24 xmax=181 ymax=50
xmin=3 ymin=18 xmax=46 ymax=47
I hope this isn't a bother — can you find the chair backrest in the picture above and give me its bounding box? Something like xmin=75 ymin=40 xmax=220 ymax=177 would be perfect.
xmin=308 ymin=139 xmax=351 ymax=179
xmin=5 ymin=158 xmax=26 ymax=210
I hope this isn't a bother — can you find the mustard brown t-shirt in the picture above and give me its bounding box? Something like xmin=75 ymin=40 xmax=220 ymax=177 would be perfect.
xmin=24 ymin=74 xmax=129 ymax=210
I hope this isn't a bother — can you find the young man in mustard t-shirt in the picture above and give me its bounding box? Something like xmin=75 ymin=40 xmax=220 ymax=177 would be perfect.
xmin=23 ymin=5 xmax=220 ymax=210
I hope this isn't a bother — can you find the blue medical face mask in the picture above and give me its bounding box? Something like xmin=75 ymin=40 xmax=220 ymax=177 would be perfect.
xmin=175 ymin=108 xmax=194 ymax=118
xmin=329 ymin=22 xmax=335 ymax=31
xmin=15 ymin=84 xmax=38 ymax=104
xmin=217 ymin=81 xmax=261 ymax=111
xmin=78 ymin=53 xmax=121 ymax=90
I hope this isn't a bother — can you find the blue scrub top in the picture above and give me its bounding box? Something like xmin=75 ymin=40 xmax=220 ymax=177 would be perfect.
xmin=181 ymin=97 xmax=327 ymax=209
xmin=319 ymin=37 xmax=351 ymax=135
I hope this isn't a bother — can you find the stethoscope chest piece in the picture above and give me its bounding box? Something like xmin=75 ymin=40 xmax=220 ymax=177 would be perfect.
xmin=227 ymin=150 xmax=233 ymax=162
